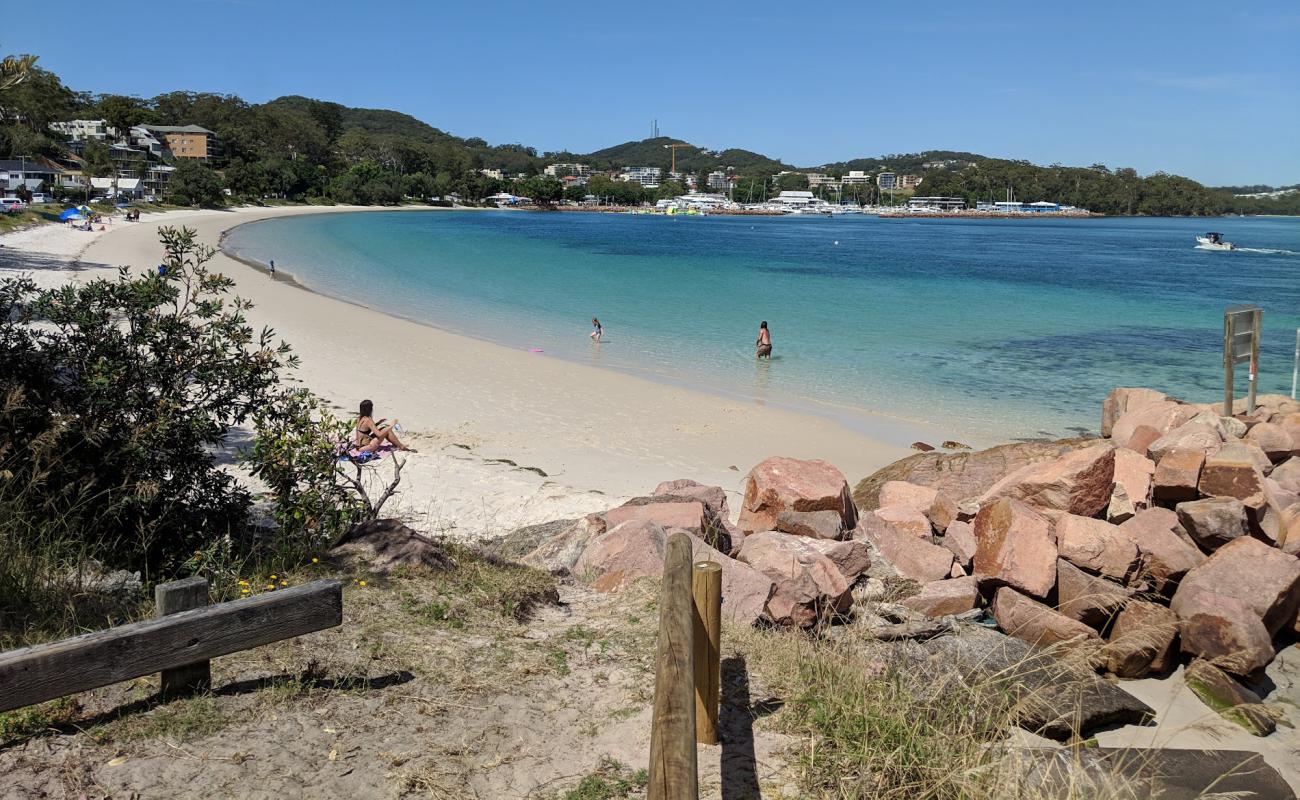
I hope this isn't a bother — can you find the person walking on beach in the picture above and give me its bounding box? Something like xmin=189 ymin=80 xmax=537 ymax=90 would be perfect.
xmin=269 ymin=259 xmax=276 ymax=278
xmin=756 ymin=321 xmax=772 ymax=359
xmin=590 ymin=317 xmax=603 ymax=343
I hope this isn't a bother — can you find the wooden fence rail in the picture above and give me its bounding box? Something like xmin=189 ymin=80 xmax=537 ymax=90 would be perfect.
xmin=0 ymin=579 xmax=343 ymax=714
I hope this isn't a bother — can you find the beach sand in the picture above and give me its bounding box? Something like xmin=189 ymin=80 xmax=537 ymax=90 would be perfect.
xmin=4 ymin=205 xmax=917 ymax=539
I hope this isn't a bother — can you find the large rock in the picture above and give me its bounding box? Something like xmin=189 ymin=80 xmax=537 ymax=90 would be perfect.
xmin=860 ymin=524 xmax=956 ymax=583
xmin=900 ymin=576 xmax=981 ymax=617
xmin=740 ymin=457 xmax=856 ymax=534
xmin=1055 ymin=559 xmax=1132 ymax=630
xmin=1111 ymin=448 xmax=1154 ymax=513
xmin=801 ymin=537 xmax=872 ymax=583
xmin=652 ymin=478 xmax=731 ymax=517
xmin=1174 ymin=496 xmax=1248 ymax=552
xmin=1106 ymin=484 xmax=1136 ymax=524
xmin=1111 ymin=401 xmax=1194 ymax=447
xmin=1122 ymin=424 xmax=1163 ymax=458
xmin=1054 ymin=514 xmax=1139 ymax=582
xmin=518 ymin=515 xmax=607 ymax=572
xmin=1172 ymin=588 xmax=1275 ymax=675
xmin=876 ymin=480 xmax=957 ymax=531
xmin=1003 ymin=747 xmax=1294 ymax=799
xmin=1103 ymin=600 xmax=1178 ymax=678
xmin=992 ymin=587 xmax=1100 ymax=648
xmin=941 ymin=519 xmax=977 ymax=569
xmin=1101 ymin=387 xmax=1169 ymax=438
xmin=1272 ymin=457 xmax=1300 ymax=493
xmin=1117 ymin=508 xmax=1206 ymax=593
xmin=1244 ymin=421 xmax=1294 ymax=463
xmin=603 ymin=496 xmax=732 ymax=553
xmin=851 ymin=438 xmax=1096 ymax=512
xmin=1276 ymin=413 xmax=1300 ymax=457
xmin=573 ymin=520 xmax=775 ymax=625
xmin=737 ymin=531 xmax=852 ymax=627
xmin=871 ymin=505 xmax=932 ymax=539
xmin=972 ymin=498 xmax=1058 ymax=598
xmin=1152 ymin=448 xmax=1204 ymax=502
xmin=1198 ymin=443 xmax=1267 ymax=512
xmin=981 ymin=445 xmax=1116 ymax=517
xmin=1171 ymin=535 xmax=1300 ymax=636
xmin=919 ymin=626 xmax=1154 ymax=741
xmin=1184 ymin=659 xmax=1277 ymax=736
xmin=774 ymin=508 xmax=845 ymax=540
xmin=1147 ymin=421 xmax=1223 ymax=464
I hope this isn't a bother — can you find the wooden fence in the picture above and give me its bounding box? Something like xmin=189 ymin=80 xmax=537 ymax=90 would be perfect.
xmin=0 ymin=578 xmax=343 ymax=714
xmin=648 ymin=532 xmax=723 ymax=800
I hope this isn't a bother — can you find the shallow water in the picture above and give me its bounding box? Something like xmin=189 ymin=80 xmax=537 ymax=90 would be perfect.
xmin=224 ymin=211 xmax=1300 ymax=443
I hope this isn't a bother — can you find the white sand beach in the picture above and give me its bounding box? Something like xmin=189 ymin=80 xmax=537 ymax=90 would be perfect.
xmin=1 ymin=205 xmax=918 ymax=539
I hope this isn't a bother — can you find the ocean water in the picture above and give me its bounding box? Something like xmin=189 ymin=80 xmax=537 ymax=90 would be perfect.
xmin=223 ymin=211 xmax=1300 ymax=445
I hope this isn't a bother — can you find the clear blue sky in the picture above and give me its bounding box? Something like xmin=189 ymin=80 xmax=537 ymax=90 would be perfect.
xmin=6 ymin=1 xmax=1299 ymax=185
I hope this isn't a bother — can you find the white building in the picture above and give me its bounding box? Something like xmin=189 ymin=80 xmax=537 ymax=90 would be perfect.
xmin=877 ymin=172 xmax=922 ymax=190
xmin=544 ymin=163 xmax=592 ymax=178
xmin=49 ymin=119 xmax=112 ymax=142
xmin=840 ymin=170 xmax=872 ymax=185
xmin=806 ymin=173 xmax=841 ymax=191
xmin=771 ymin=190 xmax=816 ymax=207
xmin=621 ymin=166 xmax=662 ymax=188
xmin=479 ymin=168 xmax=505 ymax=181
xmin=706 ymin=171 xmax=731 ymax=190
xmin=90 ymin=176 xmax=144 ymax=199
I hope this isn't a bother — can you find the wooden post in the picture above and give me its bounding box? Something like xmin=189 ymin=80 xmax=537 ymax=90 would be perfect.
xmin=648 ymin=532 xmax=698 ymax=800
xmin=692 ymin=561 xmax=722 ymax=746
xmin=156 ymin=577 xmax=211 ymax=699
xmin=1224 ymin=311 xmax=1235 ymax=416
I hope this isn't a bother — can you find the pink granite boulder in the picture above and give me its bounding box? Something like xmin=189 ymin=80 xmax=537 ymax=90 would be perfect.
xmin=1056 ymin=558 xmax=1132 ymax=630
xmin=1102 ymin=387 xmax=1170 ymax=438
xmin=992 ymin=587 xmax=1100 ymax=648
xmin=740 ymin=457 xmax=857 ymax=534
xmin=877 ymin=480 xmax=958 ymax=532
xmin=972 ymin=497 xmax=1058 ymax=598
xmin=872 ymin=505 xmax=932 ymax=539
xmin=1171 ymin=535 xmax=1300 ymax=636
xmin=1104 ymin=600 xmax=1179 ymax=678
xmin=1117 ymin=508 xmax=1206 ymax=594
xmin=801 ymin=537 xmax=872 ymax=583
xmin=1245 ymin=422 xmax=1295 ymax=463
xmin=603 ymin=496 xmax=731 ymax=553
xmin=1152 ymin=449 xmax=1204 ymax=503
xmin=860 ymin=524 xmax=956 ymax=584
xmin=941 ymin=519 xmax=978 ymax=569
xmin=737 ymin=531 xmax=853 ymax=627
xmin=981 ymin=444 xmax=1117 ymax=517
xmin=1148 ymin=421 xmax=1224 ymax=464
xmin=1111 ymin=448 xmax=1155 ymax=513
xmin=1054 ymin=514 xmax=1139 ymax=582
xmin=774 ymin=509 xmax=846 ymax=540
xmin=1172 ymin=588 xmax=1275 ymax=675
xmin=901 ymin=576 xmax=981 ymax=618
xmin=573 ymin=520 xmax=775 ymax=625
xmin=1111 ymin=401 xmax=1194 ymax=447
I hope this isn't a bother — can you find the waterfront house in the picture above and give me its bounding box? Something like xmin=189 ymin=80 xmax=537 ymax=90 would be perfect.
xmin=0 ymin=159 xmax=63 ymax=192
xmin=141 ymin=125 xmax=220 ymax=162
xmin=907 ymin=196 xmax=966 ymax=211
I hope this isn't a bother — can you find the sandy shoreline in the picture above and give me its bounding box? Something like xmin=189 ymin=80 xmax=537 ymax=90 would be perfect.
xmin=2 ymin=204 xmax=918 ymax=538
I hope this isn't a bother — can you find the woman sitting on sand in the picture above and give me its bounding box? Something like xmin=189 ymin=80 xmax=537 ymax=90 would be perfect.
xmin=354 ymin=399 xmax=415 ymax=452
xmin=756 ymin=321 xmax=772 ymax=359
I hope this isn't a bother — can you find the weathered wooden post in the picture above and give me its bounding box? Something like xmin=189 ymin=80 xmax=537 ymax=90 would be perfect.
xmin=156 ymin=576 xmax=211 ymax=699
xmin=648 ymin=532 xmax=698 ymax=800
xmin=692 ymin=561 xmax=722 ymax=746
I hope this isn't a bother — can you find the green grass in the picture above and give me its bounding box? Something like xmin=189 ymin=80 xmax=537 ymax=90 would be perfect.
xmin=89 ymin=695 xmax=226 ymax=745
xmin=557 ymin=757 xmax=648 ymax=800
xmin=0 ymin=205 xmax=64 ymax=233
xmin=0 ymin=696 xmax=81 ymax=744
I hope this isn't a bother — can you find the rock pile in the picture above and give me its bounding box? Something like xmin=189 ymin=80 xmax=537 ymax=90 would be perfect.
xmin=511 ymin=388 xmax=1300 ymax=736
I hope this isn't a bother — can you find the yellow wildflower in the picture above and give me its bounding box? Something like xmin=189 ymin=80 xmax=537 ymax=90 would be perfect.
xmin=358 ymin=580 xmax=367 ymax=587
xmin=311 ymin=558 xmax=319 ymax=564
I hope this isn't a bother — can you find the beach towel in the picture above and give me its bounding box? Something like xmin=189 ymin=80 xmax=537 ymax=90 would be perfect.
xmin=336 ymin=441 xmax=397 ymax=463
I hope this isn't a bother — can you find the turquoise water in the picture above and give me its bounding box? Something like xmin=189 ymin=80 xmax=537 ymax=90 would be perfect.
xmin=223 ymin=211 xmax=1300 ymax=444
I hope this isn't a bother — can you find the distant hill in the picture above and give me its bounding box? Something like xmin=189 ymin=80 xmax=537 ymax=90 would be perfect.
xmin=816 ymin=150 xmax=989 ymax=174
xmin=581 ymin=137 xmax=789 ymax=175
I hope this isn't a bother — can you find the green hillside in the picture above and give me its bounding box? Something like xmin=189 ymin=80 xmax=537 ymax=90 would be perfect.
xmin=582 ymin=137 xmax=789 ymax=175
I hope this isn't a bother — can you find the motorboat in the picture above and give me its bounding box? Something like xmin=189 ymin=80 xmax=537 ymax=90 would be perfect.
xmin=1196 ymin=232 xmax=1235 ymax=250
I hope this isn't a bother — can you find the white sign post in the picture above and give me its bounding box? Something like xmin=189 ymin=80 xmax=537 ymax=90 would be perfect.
xmin=1223 ymin=304 xmax=1262 ymax=416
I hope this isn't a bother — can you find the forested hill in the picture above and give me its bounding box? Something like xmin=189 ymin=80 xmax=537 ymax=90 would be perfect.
xmin=578 ymin=137 xmax=790 ymax=174
xmin=816 ymin=150 xmax=987 ymax=174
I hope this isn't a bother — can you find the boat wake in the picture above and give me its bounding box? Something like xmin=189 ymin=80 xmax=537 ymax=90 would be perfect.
xmin=1234 ymin=247 xmax=1300 ymax=256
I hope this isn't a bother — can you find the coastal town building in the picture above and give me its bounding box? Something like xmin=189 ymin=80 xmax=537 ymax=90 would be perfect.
xmin=0 ymin=159 xmax=63 ymax=192
xmin=840 ymin=170 xmax=872 ymax=186
xmin=907 ymin=196 xmax=966 ymax=211
xmin=621 ymin=166 xmax=661 ymax=188
xmin=921 ymin=159 xmax=975 ymax=170
xmin=770 ymin=190 xmax=817 ymax=208
xmin=141 ymin=125 xmax=219 ymax=162
xmin=877 ymin=172 xmax=923 ymax=190
xmin=544 ymin=163 xmax=592 ymax=178
xmin=706 ymin=171 xmax=730 ymax=190
xmin=479 ymin=168 xmax=504 ymax=180
xmin=48 ymin=119 xmax=111 ymax=142
xmin=806 ymin=173 xmax=841 ymax=191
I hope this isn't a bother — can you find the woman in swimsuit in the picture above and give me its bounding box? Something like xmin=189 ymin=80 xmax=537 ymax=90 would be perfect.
xmin=756 ymin=321 xmax=772 ymax=359
xmin=355 ymin=399 xmax=415 ymax=452
xmin=590 ymin=317 xmax=603 ymax=342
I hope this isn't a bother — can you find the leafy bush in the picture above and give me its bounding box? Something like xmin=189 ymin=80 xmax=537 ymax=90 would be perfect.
xmin=0 ymin=226 xmax=293 ymax=576
xmin=166 ymin=160 xmax=226 ymax=207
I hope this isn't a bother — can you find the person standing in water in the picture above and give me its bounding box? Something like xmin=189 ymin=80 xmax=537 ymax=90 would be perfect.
xmin=756 ymin=320 xmax=772 ymax=359
xmin=590 ymin=317 xmax=603 ymax=342
xmin=269 ymin=259 xmax=276 ymax=278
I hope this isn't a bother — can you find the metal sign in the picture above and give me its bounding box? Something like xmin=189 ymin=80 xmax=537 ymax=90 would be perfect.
xmin=1223 ymin=304 xmax=1262 ymax=415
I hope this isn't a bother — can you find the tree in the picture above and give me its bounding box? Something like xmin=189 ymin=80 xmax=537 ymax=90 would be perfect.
xmin=167 ymin=159 xmax=226 ymax=207
xmin=0 ymin=228 xmax=299 ymax=574
xmin=81 ymin=140 xmax=114 ymax=201
xmin=776 ymin=172 xmax=809 ymax=192
xmin=697 ymin=169 xmax=710 ymax=193
xmin=563 ymin=183 xmax=587 ymax=202
xmin=0 ymin=49 xmax=37 ymax=92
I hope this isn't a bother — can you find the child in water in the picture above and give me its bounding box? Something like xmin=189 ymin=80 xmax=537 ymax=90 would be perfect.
xmin=590 ymin=317 xmax=603 ymax=342
xmin=756 ymin=321 xmax=772 ymax=359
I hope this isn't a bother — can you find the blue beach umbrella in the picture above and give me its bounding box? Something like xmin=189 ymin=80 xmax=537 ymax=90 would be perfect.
xmin=59 ymin=207 xmax=83 ymax=221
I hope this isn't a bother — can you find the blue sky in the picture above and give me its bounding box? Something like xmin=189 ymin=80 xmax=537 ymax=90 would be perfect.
xmin=6 ymin=1 xmax=1299 ymax=185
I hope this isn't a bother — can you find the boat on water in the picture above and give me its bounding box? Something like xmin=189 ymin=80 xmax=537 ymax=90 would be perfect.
xmin=1196 ymin=232 xmax=1235 ymax=250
